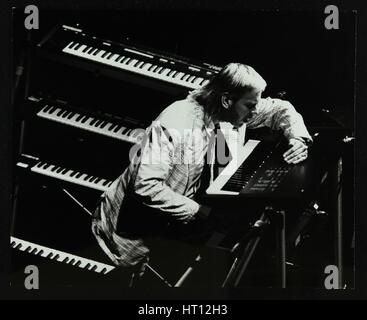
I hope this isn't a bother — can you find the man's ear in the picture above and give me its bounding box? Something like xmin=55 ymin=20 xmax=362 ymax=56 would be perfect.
xmin=221 ymin=94 xmax=232 ymax=109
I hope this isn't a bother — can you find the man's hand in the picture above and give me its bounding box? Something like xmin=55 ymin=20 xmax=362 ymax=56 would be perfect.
xmin=283 ymin=138 xmax=308 ymax=164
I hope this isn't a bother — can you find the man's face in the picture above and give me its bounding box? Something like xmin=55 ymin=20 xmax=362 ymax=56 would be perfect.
xmin=232 ymin=89 xmax=262 ymax=122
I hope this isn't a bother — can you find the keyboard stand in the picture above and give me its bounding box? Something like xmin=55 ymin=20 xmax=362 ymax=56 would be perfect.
xmin=221 ymin=207 xmax=286 ymax=288
xmin=11 ymin=30 xmax=34 ymax=236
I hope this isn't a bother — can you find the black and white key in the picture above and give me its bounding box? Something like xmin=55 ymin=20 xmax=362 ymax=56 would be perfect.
xmin=37 ymin=104 xmax=145 ymax=144
xmin=11 ymin=237 xmax=115 ymax=275
xmin=206 ymin=140 xmax=261 ymax=195
xmin=17 ymin=159 xmax=113 ymax=192
xmin=62 ymin=41 xmax=210 ymax=90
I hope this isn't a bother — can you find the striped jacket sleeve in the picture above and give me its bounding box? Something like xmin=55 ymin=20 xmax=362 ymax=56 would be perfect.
xmin=247 ymin=97 xmax=313 ymax=143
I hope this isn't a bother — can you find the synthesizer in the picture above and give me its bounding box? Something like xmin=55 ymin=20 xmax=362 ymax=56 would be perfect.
xmin=11 ymin=236 xmax=115 ymax=275
xmin=16 ymin=153 xmax=113 ymax=192
xmin=37 ymin=24 xmax=221 ymax=93
xmin=28 ymin=96 xmax=146 ymax=144
xmin=206 ymin=135 xmax=325 ymax=200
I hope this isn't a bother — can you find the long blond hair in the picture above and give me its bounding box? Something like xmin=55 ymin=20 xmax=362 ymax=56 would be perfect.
xmin=188 ymin=63 xmax=267 ymax=123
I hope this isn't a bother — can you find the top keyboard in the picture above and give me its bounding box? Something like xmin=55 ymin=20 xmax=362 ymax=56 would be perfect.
xmin=38 ymin=24 xmax=221 ymax=93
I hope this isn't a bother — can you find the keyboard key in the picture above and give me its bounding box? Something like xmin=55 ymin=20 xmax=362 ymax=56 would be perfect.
xmin=122 ymin=57 xmax=131 ymax=64
xmin=99 ymin=121 xmax=108 ymax=129
xmin=167 ymin=70 xmax=176 ymax=77
xmin=107 ymin=123 xmax=117 ymax=131
xmin=66 ymin=111 xmax=74 ymax=119
xmin=113 ymin=125 xmax=122 ymax=133
xmin=93 ymin=120 xmax=102 ymax=127
xmin=161 ymin=68 xmax=171 ymax=76
xmin=142 ymin=63 xmax=152 ymax=70
xmin=188 ymin=75 xmax=196 ymax=82
xmin=43 ymin=105 xmax=52 ymax=113
xmin=55 ymin=167 xmax=64 ymax=173
xmin=73 ymin=114 xmax=83 ymax=122
xmin=60 ymin=110 xmax=69 ymax=118
xmin=81 ymin=116 xmax=89 ymax=124
xmin=48 ymin=106 xmax=57 ymax=113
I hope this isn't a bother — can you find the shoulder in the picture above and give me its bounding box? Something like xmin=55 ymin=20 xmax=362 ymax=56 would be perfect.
xmin=157 ymin=99 xmax=203 ymax=131
xmin=257 ymin=97 xmax=295 ymax=111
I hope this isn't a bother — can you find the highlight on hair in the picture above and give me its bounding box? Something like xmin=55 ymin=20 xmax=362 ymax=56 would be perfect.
xmin=188 ymin=63 xmax=267 ymax=123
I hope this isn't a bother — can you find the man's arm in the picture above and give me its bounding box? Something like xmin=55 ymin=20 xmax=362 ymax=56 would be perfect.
xmin=248 ymin=97 xmax=312 ymax=143
xmin=131 ymin=121 xmax=200 ymax=223
xmin=247 ymin=97 xmax=312 ymax=164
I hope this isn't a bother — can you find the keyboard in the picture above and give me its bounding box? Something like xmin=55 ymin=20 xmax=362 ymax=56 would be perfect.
xmin=30 ymin=96 xmax=145 ymax=144
xmin=11 ymin=236 xmax=115 ymax=275
xmin=205 ymin=138 xmax=310 ymax=199
xmin=17 ymin=154 xmax=113 ymax=192
xmin=207 ymin=140 xmax=262 ymax=195
xmin=38 ymin=24 xmax=221 ymax=93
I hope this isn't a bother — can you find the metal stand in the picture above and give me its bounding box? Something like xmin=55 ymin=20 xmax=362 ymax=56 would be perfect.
xmin=174 ymin=254 xmax=202 ymax=287
xmin=275 ymin=210 xmax=286 ymax=288
xmin=11 ymin=31 xmax=33 ymax=236
xmin=329 ymin=157 xmax=343 ymax=288
xmin=221 ymin=207 xmax=288 ymax=287
xmin=220 ymin=207 xmax=288 ymax=288
xmin=222 ymin=233 xmax=263 ymax=287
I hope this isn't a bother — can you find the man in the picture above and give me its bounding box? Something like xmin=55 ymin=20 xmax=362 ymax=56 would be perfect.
xmin=91 ymin=63 xmax=312 ymax=281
